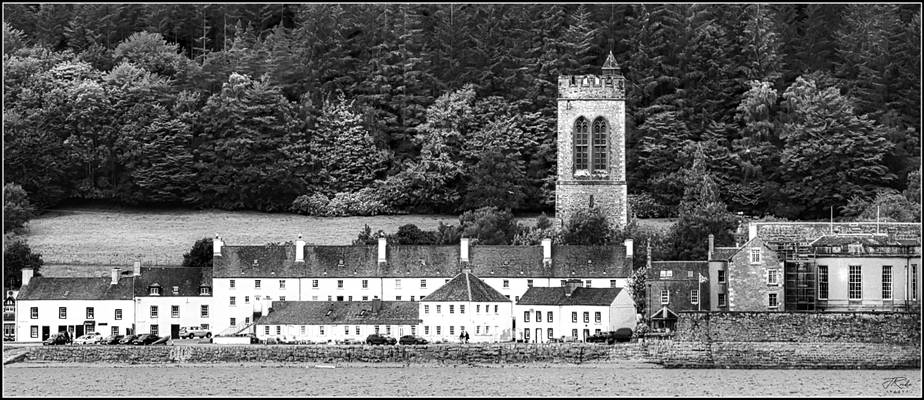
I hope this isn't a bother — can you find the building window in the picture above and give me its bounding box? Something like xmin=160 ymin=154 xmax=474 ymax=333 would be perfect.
xmin=660 ymin=290 xmax=669 ymax=305
xmin=230 ymin=318 xmax=236 ymax=327
xmin=449 ymin=326 xmax=454 ymax=336
xmin=337 ymin=280 xmax=344 ymax=289
xmin=494 ymin=305 xmax=498 ymax=313
xmin=561 ymin=280 xmax=567 ymax=287
xmin=460 ymin=305 xmax=465 ymax=314
xmin=200 ymin=286 xmax=210 ymax=295
xmin=337 ymin=296 xmax=344 ymax=302
xmin=30 ymin=325 xmax=38 ymax=338
xmin=409 ymin=296 xmax=413 ymax=302
xmin=573 ymin=117 xmax=589 ymax=171
xmin=244 ymin=296 xmax=250 ymax=304
xmin=361 ymin=296 xmax=367 ymax=301
xmin=265 ymin=326 xmax=270 ymax=335
xmin=59 ymin=307 xmax=66 ymax=319
xmin=449 ymin=305 xmax=454 ymax=314
xmin=527 ymin=279 xmax=533 ymax=288
xmin=571 ymin=312 xmax=577 ymax=323
xmin=591 ymin=117 xmax=608 ymax=171
xmin=768 ymin=293 xmax=778 ymax=308
xmin=585 ymin=280 xmax=592 ymax=288
xmin=150 ymin=306 xmax=158 ymax=318
xmin=150 ymin=286 xmax=161 ymax=296
xmin=386 ymin=326 xmax=391 ymax=335
xmin=583 ymin=312 xmax=589 ymax=323
xmin=277 ymin=326 xmax=282 ymax=335
xmin=849 ymin=265 xmax=862 ymax=300
xmin=476 ymin=305 xmax=480 ymax=313
xmin=688 ymin=270 xmax=694 ymax=278
xmin=594 ymin=312 xmax=601 ymax=323
xmin=30 ymin=307 xmax=37 ymax=319
xmin=115 ymin=309 xmax=122 ymax=320
xmin=718 ymin=293 xmax=727 ymax=307
xmin=312 ymin=279 xmax=319 ymax=288
xmin=524 ymin=311 xmax=530 ymax=323
xmin=149 ymin=325 xmax=159 ymax=335
xmin=515 ymin=296 xmax=520 ymax=302
xmin=253 ymin=280 xmax=260 ymax=289
xmin=424 ymin=326 xmax=430 ymax=335
xmin=355 ymin=326 xmax=360 ymax=335
xmin=818 ymin=266 xmax=828 ymax=300
xmin=536 ymin=311 xmax=542 ymax=322
xmin=913 ymin=265 xmax=918 ymax=301
xmin=421 ymin=279 xmax=427 ymax=288
xmin=318 ymin=326 xmax=324 ymax=336
xmin=547 ymin=312 xmax=553 ymax=323
xmin=201 ymin=305 xmax=209 ymax=318
xmin=245 ymin=317 xmax=249 ymax=324
xmin=436 ymin=305 xmax=441 ymax=314
xmin=750 ymin=248 xmax=761 ymax=264
xmin=691 ymin=290 xmax=699 ymax=304
xmin=882 ymin=266 xmax=892 ymax=300
xmin=767 ymin=270 xmax=778 ymax=285
xmin=610 ymin=280 xmax=616 ymax=288
xmin=279 ymin=280 xmax=286 ymax=289
xmin=503 ymin=280 xmax=509 ymax=288
xmin=362 ymin=280 xmax=368 ymax=289
xmin=230 ymin=296 xmax=236 ymax=306
xmin=436 ymin=326 xmax=440 ymax=335
xmin=395 ymin=296 xmax=401 ymax=301
xmin=171 ymin=305 xmax=179 ymax=318
xmin=395 ymin=279 xmax=401 ymax=289
xmin=718 ymin=270 xmax=726 ymax=284
xmin=280 ymin=296 xmax=286 ymax=302
xmin=344 ymin=326 xmax=349 ymax=335
xmin=172 ymin=286 xmax=179 ymax=295
xmin=230 ymin=280 xmax=235 ymax=289
xmin=571 ymin=329 xmax=578 ymax=339
xmin=424 ymin=305 xmax=429 ymax=314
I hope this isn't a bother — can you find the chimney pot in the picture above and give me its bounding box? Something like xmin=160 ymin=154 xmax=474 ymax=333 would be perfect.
xmin=708 ymin=234 xmax=715 ymax=261
xmin=133 ymin=261 xmax=141 ymax=277
xmin=377 ymin=237 xmax=387 ymax=264
xmin=624 ymin=238 xmax=634 ymax=259
xmin=748 ymin=224 xmax=758 ymax=241
xmin=21 ymin=267 xmax=34 ymax=287
xmin=460 ymin=238 xmax=470 ymax=263
xmin=111 ymin=268 xmax=120 ymax=285
xmin=542 ymin=238 xmax=552 ymax=263
xmin=213 ymin=234 xmax=224 ymax=257
xmin=295 ymin=234 xmax=306 ymax=263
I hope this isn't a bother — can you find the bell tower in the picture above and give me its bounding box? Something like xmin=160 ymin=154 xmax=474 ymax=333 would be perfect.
xmin=555 ymin=51 xmax=628 ymax=228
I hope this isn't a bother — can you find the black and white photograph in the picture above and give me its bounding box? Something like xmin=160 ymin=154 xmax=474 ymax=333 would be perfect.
xmin=1 ymin=1 xmax=921 ymax=397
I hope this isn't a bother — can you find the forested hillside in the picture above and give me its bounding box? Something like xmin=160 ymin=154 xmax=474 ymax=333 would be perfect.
xmin=3 ymin=4 xmax=920 ymax=220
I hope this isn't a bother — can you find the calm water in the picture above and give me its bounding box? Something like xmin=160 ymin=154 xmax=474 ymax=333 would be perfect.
xmin=3 ymin=363 xmax=921 ymax=397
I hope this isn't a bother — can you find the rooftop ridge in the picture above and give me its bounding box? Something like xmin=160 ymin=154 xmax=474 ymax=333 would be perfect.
xmin=465 ymin=272 xmax=472 ymax=301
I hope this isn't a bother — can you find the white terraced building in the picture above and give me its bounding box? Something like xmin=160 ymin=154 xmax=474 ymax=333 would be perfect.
xmin=210 ymin=234 xmax=635 ymax=336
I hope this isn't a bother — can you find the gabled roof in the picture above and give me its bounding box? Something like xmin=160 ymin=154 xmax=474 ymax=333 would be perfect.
xmin=602 ymin=51 xmax=620 ymax=70
xmin=811 ymin=234 xmax=920 ymax=248
xmin=710 ymin=247 xmax=739 ymax=261
xmin=647 ymin=261 xmax=708 ymax=280
xmin=134 ymin=267 xmax=212 ymax=297
xmin=18 ymin=276 xmax=134 ymax=301
xmin=214 ymin=245 xmax=308 ymax=278
xmin=650 ymin=306 xmax=678 ymax=320
xmin=256 ymin=301 xmax=419 ymax=326
xmin=421 ymin=271 xmax=510 ymax=303
xmin=516 ymin=287 xmax=622 ymax=306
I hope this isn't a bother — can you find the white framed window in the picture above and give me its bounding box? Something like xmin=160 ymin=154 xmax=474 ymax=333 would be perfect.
xmin=320 ymin=326 xmax=325 ymax=336
xmin=59 ymin=307 xmax=67 ymax=319
xmin=767 ymin=270 xmax=778 ymax=285
xmin=301 ymin=326 xmax=306 ymax=335
xmin=345 ymin=326 xmax=350 ymax=335
xmin=912 ymin=265 xmax=918 ymax=301
xmin=524 ymin=311 xmax=530 ymax=322
xmin=265 ymin=326 xmax=270 ymax=335
xmin=395 ymin=279 xmax=401 ymax=289
xmin=230 ymin=296 xmax=236 ymax=306
xmin=436 ymin=305 xmax=441 ymax=313
xmin=201 ymin=305 xmax=209 ymax=318
xmin=411 ymin=326 xmax=416 ymax=335
xmin=338 ymin=280 xmax=344 ymax=289
xmin=460 ymin=305 xmax=465 ymax=314
xmin=476 ymin=305 xmax=480 ymax=313
xmin=31 ymin=326 xmax=38 ymax=338
xmin=115 ymin=309 xmax=122 ymax=320
xmin=750 ymin=248 xmax=761 ymax=264
xmin=149 ymin=286 xmax=161 ymax=296
xmin=449 ymin=326 xmax=454 ymax=336
xmin=436 ymin=326 xmax=440 ymax=335
xmin=503 ymin=280 xmax=509 ymax=288
xmin=718 ymin=293 xmax=726 ymax=307
xmin=150 ymin=306 xmax=158 ymax=318
xmin=255 ymin=279 xmax=261 ymax=289
xmin=849 ymin=265 xmax=862 ymax=300
xmin=527 ymin=279 xmax=533 ymax=287
xmin=585 ymin=280 xmax=592 ymax=288
xmin=535 ymin=311 xmax=541 ymax=322
xmin=230 ymin=318 xmax=236 ymax=326
xmin=594 ymin=312 xmax=601 ymax=323
xmin=362 ymin=280 xmax=368 ymax=289
xmin=818 ymin=266 xmax=828 ymax=300
xmin=547 ymin=311 xmax=553 ymax=322
xmin=424 ymin=326 xmax=430 ymax=335
xmin=494 ymin=305 xmax=497 ymax=313
xmin=660 ymin=289 xmax=669 ymax=305
xmin=245 ymin=296 xmax=250 ymax=304
xmin=690 ymin=290 xmax=699 ymax=304
xmin=718 ymin=270 xmax=726 ymax=283
xmin=882 ymin=266 xmax=892 ymax=300
xmin=449 ymin=305 xmax=454 ymax=314
xmin=395 ymin=296 xmax=401 ymax=301
xmin=276 ymin=326 xmax=281 ymax=335
xmin=386 ymin=326 xmax=391 ymax=335
xmin=30 ymin=307 xmax=37 ymax=319
xmin=229 ymin=279 xmax=235 ymax=289
xmin=583 ymin=312 xmax=589 ymax=323
xmin=610 ymin=280 xmax=616 ymax=288
xmin=171 ymin=305 xmax=179 ymax=318
xmin=111 ymin=326 xmax=119 ymax=336
xmin=150 ymin=325 xmax=159 ymax=336
xmin=571 ymin=312 xmax=577 ymax=323
xmin=280 ymin=296 xmax=286 ymax=302
xmin=420 ymin=279 xmax=427 ymax=288
xmin=172 ymin=286 xmax=179 ymax=295
xmin=768 ymin=293 xmax=778 ymax=308
xmin=355 ymin=326 xmax=360 ymax=335
xmin=312 ymin=279 xmax=319 ymax=288
xmin=424 ymin=305 xmax=429 ymax=314
xmin=361 ymin=296 xmax=367 ymax=301
xmin=279 ymin=280 xmax=286 ymax=289
xmin=200 ymin=286 xmax=210 ymax=295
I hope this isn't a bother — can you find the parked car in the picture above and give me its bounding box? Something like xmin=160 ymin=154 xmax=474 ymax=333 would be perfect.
xmin=43 ymin=332 xmax=71 ymax=346
xmin=150 ymin=336 xmax=170 ymax=345
xmin=338 ymin=338 xmax=364 ymax=345
xmin=586 ymin=331 xmax=618 ymax=344
xmin=73 ymin=332 xmax=104 ymax=345
xmin=119 ymin=334 xmax=140 ymax=345
xmin=179 ymin=326 xmax=212 ymax=339
xmin=131 ymin=334 xmax=162 ymax=345
xmin=366 ymin=334 xmax=397 ymax=345
xmin=399 ymin=335 xmax=428 ymax=345
xmin=102 ymin=334 xmax=124 ymax=345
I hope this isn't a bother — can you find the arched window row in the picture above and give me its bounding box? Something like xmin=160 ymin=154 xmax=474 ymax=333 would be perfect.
xmin=573 ymin=116 xmax=608 ymax=173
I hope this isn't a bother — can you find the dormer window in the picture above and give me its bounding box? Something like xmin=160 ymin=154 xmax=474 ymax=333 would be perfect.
xmin=199 ymin=286 xmax=211 ymax=296
xmin=172 ymin=286 xmax=179 ymax=295
xmin=149 ymin=284 xmax=161 ymax=296
xmin=848 ymin=244 xmax=863 ymax=254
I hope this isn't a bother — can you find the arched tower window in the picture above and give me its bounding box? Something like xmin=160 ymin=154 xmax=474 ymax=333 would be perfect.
xmin=592 ymin=117 xmax=609 ymax=172
xmin=573 ymin=117 xmax=589 ymax=171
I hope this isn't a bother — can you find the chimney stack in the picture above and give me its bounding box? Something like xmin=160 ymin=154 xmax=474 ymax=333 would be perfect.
xmin=708 ymin=234 xmax=715 ymax=261
xmin=646 ymin=240 xmax=652 ymax=269
xmin=295 ymin=234 xmax=306 ymax=263
xmin=564 ymin=279 xmax=583 ymax=297
xmin=111 ymin=268 xmax=120 ymax=285
xmin=460 ymin=238 xmax=470 ymax=263
xmin=748 ymin=224 xmax=758 ymax=241
xmin=21 ymin=267 xmax=33 ymax=287
xmin=377 ymin=237 xmax=387 ymax=264
xmin=542 ymin=238 xmax=552 ymax=265
xmin=371 ymin=298 xmax=382 ymax=314
xmin=213 ymin=234 xmax=224 ymax=257
xmin=624 ymin=238 xmax=634 ymax=259
xmin=133 ymin=261 xmax=141 ymax=277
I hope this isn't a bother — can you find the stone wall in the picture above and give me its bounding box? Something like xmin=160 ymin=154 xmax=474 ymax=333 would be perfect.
xmin=674 ymin=311 xmax=921 ymax=344
xmin=751 ymin=222 xmax=921 ymax=244
xmin=657 ymin=341 xmax=920 ymax=369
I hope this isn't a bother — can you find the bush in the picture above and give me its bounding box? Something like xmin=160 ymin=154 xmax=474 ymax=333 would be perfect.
xmin=628 ymin=192 xmax=672 ymax=219
xmin=4 ymin=240 xmax=43 ymax=289
xmin=4 ymin=183 xmax=35 ymax=233
xmin=326 ymin=189 xmax=394 ymax=216
xmin=459 ymin=206 xmax=518 ymax=245
xmin=562 ymin=207 xmax=612 ymax=245
xmin=290 ymin=193 xmax=330 ymax=215
xmin=182 ymin=237 xmax=212 ymax=268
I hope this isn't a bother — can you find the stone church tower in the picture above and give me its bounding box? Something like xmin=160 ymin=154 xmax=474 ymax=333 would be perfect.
xmin=555 ymin=51 xmax=628 ymax=228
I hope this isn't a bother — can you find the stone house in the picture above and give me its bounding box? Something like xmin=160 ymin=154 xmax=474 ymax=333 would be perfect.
xmin=709 ymin=235 xmax=784 ymax=312
xmin=646 ymin=260 xmax=709 ymax=331
xmin=133 ymin=266 xmax=213 ymax=338
xmin=418 ymin=269 xmax=513 ymax=343
xmin=514 ymin=279 xmax=635 ymax=343
xmin=254 ymin=299 xmax=419 ymax=343
xmin=15 ymin=267 xmax=135 ymax=342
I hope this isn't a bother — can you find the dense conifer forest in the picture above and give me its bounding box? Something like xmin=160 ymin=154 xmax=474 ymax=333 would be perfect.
xmin=3 ymin=4 xmax=921 ymax=221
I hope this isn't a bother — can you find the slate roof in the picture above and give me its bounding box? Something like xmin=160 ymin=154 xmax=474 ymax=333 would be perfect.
xmin=710 ymin=247 xmax=740 ymax=261
xmin=421 ymin=271 xmax=510 ymax=303
xmin=134 ymin=267 xmax=212 ymax=297
xmin=18 ymin=276 xmax=135 ymax=301
xmin=213 ymin=243 xmax=631 ymax=278
xmin=811 ymin=234 xmax=921 ymax=247
xmin=647 ymin=261 xmax=708 ymax=281
xmin=516 ymin=286 xmax=622 ymax=306
xmin=256 ymin=301 xmax=420 ymax=326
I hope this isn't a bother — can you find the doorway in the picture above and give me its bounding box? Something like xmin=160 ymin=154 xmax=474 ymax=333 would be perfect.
xmin=171 ymin=324 xmax=180 ymax=339
xmin=57 ymin=325 xmax=67 ymax=335
xmin=523 ymin=328 xmax=530 ymax=342
xmin=535 ymin=328 xmax=542 ymax=343
xmin=582 ymin=329 xmax=590 ymax=342
xmin=41 ymin=326 xmax=50 ymax=340
xmin=75 ymin=325 xmax=84 ymax=338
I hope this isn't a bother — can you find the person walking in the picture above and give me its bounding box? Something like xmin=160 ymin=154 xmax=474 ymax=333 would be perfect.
xmin=464 ymin=331 xmax=470 ymax=343
xmin=459 ymin=331 xmax=465 ymax=343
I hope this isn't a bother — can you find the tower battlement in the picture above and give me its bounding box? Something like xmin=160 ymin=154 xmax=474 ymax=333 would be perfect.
xmin=558 ymin=74 xmax=626 ymax=100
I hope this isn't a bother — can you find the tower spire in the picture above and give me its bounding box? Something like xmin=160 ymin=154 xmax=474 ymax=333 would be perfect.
xmin=602 ymin=51 xmax=621 ymax=75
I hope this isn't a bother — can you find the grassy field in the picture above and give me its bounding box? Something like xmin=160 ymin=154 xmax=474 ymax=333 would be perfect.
xmin=20 ymin=205 xmax=675 ymax=267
